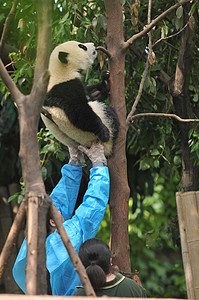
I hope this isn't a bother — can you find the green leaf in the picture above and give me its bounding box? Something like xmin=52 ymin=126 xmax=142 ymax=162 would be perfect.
xmin=193 ymin=94 xmax=198 ymax=102
xmin=18 ymin=194 xmax=24 ymax=204
xmin=189 ymin=0 xmax=199 ymax=16
xmin=176 ymin=6 xmax=183 ymax=19
xmin=41 ymin=166 xmax=48 ymax=181
xmin=56 ymin=151 xmax=67 ymax=161
xmin=151 ymin=149 xmax=160 ymax=156
xmin=154 ymin=159 xmax=159 ymax=168
xmin=174 ymin=156 xmax=181 ymax=166
xmin=139 ymin=160 xmax=151 ymax=170
xmin=8 ymin=192 xmax=19 ymax=202
xmin=191 ymin=143 xmax=199 ymax=152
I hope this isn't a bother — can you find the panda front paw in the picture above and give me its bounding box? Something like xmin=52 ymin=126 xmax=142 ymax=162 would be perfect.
xmin=101 ymin=70 xmax=110 ymax=81
xmin=96 ymin=125 xmax=110 ymax=142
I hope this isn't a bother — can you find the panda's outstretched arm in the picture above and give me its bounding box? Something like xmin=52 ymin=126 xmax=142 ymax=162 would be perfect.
xmin=86 ymin=70 xmax=110 ymax=102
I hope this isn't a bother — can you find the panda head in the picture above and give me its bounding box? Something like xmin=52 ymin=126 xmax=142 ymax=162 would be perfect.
xmin=48 ymin=41 xmax=97 ymax=90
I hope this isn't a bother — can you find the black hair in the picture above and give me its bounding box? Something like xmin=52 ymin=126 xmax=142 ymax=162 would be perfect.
xmin=78 ymin=238 xmax=112 ymax=290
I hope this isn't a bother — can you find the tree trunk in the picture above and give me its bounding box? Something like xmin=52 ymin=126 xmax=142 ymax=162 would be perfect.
xmin=104 ymin=0 xmax=131 ymax=273
xmin=169 ymin=4 xmax=199 ymax=191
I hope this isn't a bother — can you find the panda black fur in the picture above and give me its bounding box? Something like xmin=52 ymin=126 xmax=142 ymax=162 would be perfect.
xmin=41 ymin=41 xmax=119 ymax=157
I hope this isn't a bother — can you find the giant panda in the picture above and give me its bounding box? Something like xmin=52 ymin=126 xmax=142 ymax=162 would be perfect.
xmin=41 ymin=41 xmax=120 ymax=157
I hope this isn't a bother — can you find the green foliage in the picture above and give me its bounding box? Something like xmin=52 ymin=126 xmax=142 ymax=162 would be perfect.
xmin=188 ymin=128 xmax=199 ymax=166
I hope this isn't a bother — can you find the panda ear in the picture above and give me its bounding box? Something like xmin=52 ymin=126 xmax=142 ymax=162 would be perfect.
xmin=58 ymin=51 xmax=68 ymax=64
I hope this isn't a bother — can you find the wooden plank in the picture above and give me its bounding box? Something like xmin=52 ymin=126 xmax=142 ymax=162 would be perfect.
xmin=0 ymin=295 xmax=185 ymax=300
xmin=176 ymin=192 xmax=194 ymax=299
xmin=180 ymin=191 xmax=199 ymax=299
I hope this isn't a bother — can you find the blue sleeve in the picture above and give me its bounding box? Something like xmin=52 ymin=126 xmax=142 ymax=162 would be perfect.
xmin=12 ymin=164 xmax=82 ymax=293
xmin=73 ymin=166 xmax=110 ymax=241
xmin=50 ymin=164 xmax=82 ymax=220
xmin=46 ymin=166 xmax=110 ymax=296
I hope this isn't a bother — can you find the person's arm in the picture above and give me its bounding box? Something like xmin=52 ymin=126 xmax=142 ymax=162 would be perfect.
xmin=50 ymin=145 xmax=85 ymax=220
xmin=71 ymin=165 xmax=109 ymax=240
xmin=50 ymin=164 xmax=82 ymax=220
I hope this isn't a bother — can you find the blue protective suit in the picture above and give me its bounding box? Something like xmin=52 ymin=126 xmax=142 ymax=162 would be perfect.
xmin=12 ymin=164 xmax=109 ymax=295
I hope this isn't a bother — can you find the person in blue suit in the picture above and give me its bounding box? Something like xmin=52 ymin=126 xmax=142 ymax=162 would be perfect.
xmin=12 ymin=142 xmax=110 ymax=296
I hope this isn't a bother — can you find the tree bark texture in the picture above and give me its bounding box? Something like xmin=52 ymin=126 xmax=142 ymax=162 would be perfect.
xmin=104 ymin=0 xmax=131 ymax=273
xmin=0 ymin=200 xmax=25 ymax=282
xmin=169 ymin=5 xmax=199 ymax=191
xmin=0 ymin=186 xmax=24 ymax=294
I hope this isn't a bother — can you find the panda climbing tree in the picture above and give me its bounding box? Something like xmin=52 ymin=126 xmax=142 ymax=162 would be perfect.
xmin=41 ymin=41 xmax=120 ymax=159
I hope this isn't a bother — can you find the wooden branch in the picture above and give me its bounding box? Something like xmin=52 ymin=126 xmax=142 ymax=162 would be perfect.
xmin=152 ymin=23 xmax=188 ymax=48
xmin=32 ymin=0 xmax=52 ymax=89
xmin=31 ymin=71 xmax=50 ymax=118
xmin=124 ymin=0 xmax=192 ymax=51
xmin=0 ymin=58 xmax=23 ymax=102
xmin=126 ymin=0 xmax=151 ymax=126
xmin=26 ymin=193 xmax=39 ymax=295
xmin=128 ymin=112 xmax=199 ymax=123
xmin=49 ymin=203 xmax=96 ymax=297
xmin=126 ymin=59 xmax=149 ymax=127
xmin=96 ymin=46 xmax=111 ymax=59
xmin=0 ymin=0 xmax=19 ymax=51
xmin=147 ymin=0 xmax=152 ymax=49
xmin=0 ymin=201 xmax=26 ymax=279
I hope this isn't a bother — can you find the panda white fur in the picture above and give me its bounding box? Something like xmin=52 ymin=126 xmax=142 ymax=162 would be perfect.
xmin=41 ymin=41 xmax=119 ymax=157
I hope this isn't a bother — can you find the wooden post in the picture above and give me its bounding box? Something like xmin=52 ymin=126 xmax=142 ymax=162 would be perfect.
xmin=176 ymin=191 xmax=199 ymax=299
xmin=26 ymin=193 xmax=39 ymax=295
xmin=176 ymin=192 xmax=194 ymax=299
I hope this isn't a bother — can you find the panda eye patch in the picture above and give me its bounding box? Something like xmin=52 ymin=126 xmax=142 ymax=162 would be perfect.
xmin=78 ymin=44 xmax=87 ymax=51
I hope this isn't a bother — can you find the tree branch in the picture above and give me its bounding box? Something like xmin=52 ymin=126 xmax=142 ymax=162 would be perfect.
xmin=126 ymin=0 xmax=152 ymax=126
xmin=32 ymin=0 xmax=52 ymax=93
xmin=0 ymin=58 xmax=23 ymax=101
xmin=0 ymin=201 xmax=26 ymax=279
xmin=152 ymin=23 xmax=188 ymax=48
xmin=129 ymin=112 xmax=199 ymax=123
xmin=126 ymin=61 xmax=149 ymax=127
xmin=96 ymin=46 xmax=111 ymax=59
xmin=124 ymin=0 xmax=192 ymax=51
xmin=0 ymin=0 xmax=19 ymax=51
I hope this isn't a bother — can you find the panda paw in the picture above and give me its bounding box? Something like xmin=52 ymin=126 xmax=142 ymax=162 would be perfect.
xmin=101 ymin=70 xmax=110 ymax=81
xmin=96 ymin=125 xmax=110 ymax=142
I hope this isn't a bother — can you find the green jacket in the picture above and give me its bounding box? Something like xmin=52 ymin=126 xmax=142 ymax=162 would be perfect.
xmin=73 ymin=273 xmax=147 ymax=297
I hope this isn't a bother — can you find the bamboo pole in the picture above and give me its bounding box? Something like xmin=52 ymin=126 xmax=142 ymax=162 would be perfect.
xmin=176 ymin=192 xmax=194 ymax=299
xmin=26 ymin=193 xmax=39 ymax=295
xmin=177 ymin=191 xmax=199 ymax=299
